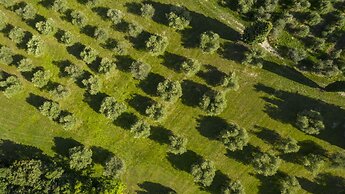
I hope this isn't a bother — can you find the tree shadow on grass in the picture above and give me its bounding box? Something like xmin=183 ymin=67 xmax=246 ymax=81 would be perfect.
xmin=116 ymin=55 xmax=135 ymax=72
xmin=137 ymin=181 xmax=176 ymax=194
xmin=128 ymin=31 xmax=151 ymax=50
xmin=114 ymin=112 xmax=138 ymax=130
xmin=127 ymin=94 xmax=153 ymax=116
xmin=181 ymin=80 xmax=211 ymax=107
xmin=138 ymin=73 xmax=165 ymax=96
xmin=52 ymin=137 xmax=82 ymax=157
xmin=196 ymin=116 xmax=228 ymax=140
xmin=206 ymin=170 xmax=230 ymax=193
xmin=196 ymin=65 xmax=226 ymax=87
xmin=124 ymin=2 xmax=142 ymax=15
xmin=90 ymin=146 xmax=114 ymax=165
xmin=167 ymin=150 xmax=203 ymax=172
xmin=159 ymin=52 xmax=185 ymax=72
xmin=255 ymin=173 xmax=282 ymax=194
xmin=26 ymin=93 xmax=48 ymax=108
xmin=80 ymin=24 xmax=96 ymax=38
xmin=149 ymin=126 xmax=173 ymax=145
xmin=67 ymin=42 xmax=85 ymax=60
xmin=91 ymin=7 xmax=109 ymax=20
xmin=83 ymin=92 xmax=108 ymax=113
xmin=253 ymin=125 xmax=281 ymax=145
xmin=226 ymin=144 xmax=261 ymax=165
xmin=254 ymin=83 xmax=345 ymax=149
xmin=219 ymin=42 xmax=249 ymax=62
xmin=324 ymin=81 xmax=345 ymax=92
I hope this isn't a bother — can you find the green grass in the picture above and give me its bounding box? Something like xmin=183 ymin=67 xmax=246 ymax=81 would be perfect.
xmin=0 ymin=0 xmax=344 ymax=193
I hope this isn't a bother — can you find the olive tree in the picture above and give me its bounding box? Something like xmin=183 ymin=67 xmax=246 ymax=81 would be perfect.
xmin=82 ymin=75 xmax=101 ymax=95
xmin=15 ymin=3 xmax=36 ymax=20
xmin=302 ymin=153 xmax=324 ymax=174
xmin=0 ymin=46 xmax=13 ymax=65
xmin=51 ymin=0 xmax=68 ymax=13
xmin=49 ymin=84 xmax=69 ymax=99
xmin=126 ymin=22 xmax=143 ymax=37
xmin=145 ymin=102 xmax=165 ymax=120
xmin=58 ymin=30 xmax=73 ymax=45
xmin=219 ymin=123 xmax=249 ymax=151
xmin=17 ymin=58 xmax=33 ymax=72
xmin=219 ymin=72 xmax=239 ymax=90
xmin=31 ymin=69 xmax=51 ymax=88
xmin=99 ymin=96 xmax=127 ymax=120
xmin=98 ymin=57 xmax=116 ymax=74
xmin=35 ymin=18 xmax=55 ymax=35
xmin=38 ymin=101 xmax=61 ymax=120
xmin=0 ymin=76 xmax=22 ymax=98
xmin=140 ymin=4 xmax=155 ymax=18
xmin=103 ymin=155 xmax=125 ymax=178
xmin=130 ymin=60 xmax=151 ymax=80
xmin=252 ymin=152 xmax=281 ymax=176
xmin=166 ymin=5 xmax=191 ymax=30
xmin=331 ymin=151 xmax=345 ymax=169
xmin=107 ymin=9 xmax=123 ymax=24
xmin=221 ymin=180 xmax=245 ymax=194
xmin=80 ymin=46 xmax=98 ymax=64
xmin=27 ymin=35 xmax=43 ymax=56
xmin=58 ymin=113 xmax=77 ymax=130
xmin=68 ymin=146 xmax=93 ymax=171
xmin=130 ymin=120 xmax=151 ymax=138
xmin=296 ymin=109 xmax=324 ymax=135
xmin=156 ymin=79 xmax=182 ymax=102
xmin=168 ymin=135 xmax=187 ymax=155
xmin=8 ymin=27 xmax=25 ymax=44
xmin=63 ymin=63 xmax=83 ymax=79
xmin=200 ymin=31 xmax=220 ymax=53
xmin=145 ymin=34 xmax=169 ymax=56
xmin=191 ymin=159 xmax=216 ymax=187
xmin=199 ymin=90 xmax=227 ymax=115
xmin=70 ymin=10 xmax=87 ymax=27
xmin=243 ymin=20 xmax=272 ymax=44
xmin=279 ymin=175 xmax=301 ymax=194
xmin=94 ymin=27 xmax=108 ymax=42
xmin=180 ymin=58 xmax=200 ymax=76
xmin=275 ymin=137 xmax=300 ymax=154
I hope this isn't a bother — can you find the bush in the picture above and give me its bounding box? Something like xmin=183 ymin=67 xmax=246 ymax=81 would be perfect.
xmin=0 ymin=76 xmax=22 ymax=98
xmin=35 ymin=18 xmax=55 ymax=35
xmin=166 ymin=6 xmax=191 ymax=30
xmin=17 ymin=58 xmax=33 ymax=72
xmin=103 ymin=155 xmax=125 ymax=178
xmin=168 ymin=135 xmax=187 ymax=155
xmin=279 ymin=175 xmax=301 ymax=194
xmin=130 ymin=60 xmax=151 ymax=80
xmin=296 ymin=109 xmax=325 ymax=135
xmin=99 ymin=96 xmax=127 ymax=120
xmin=63 ymin=63 xmax=83 ymax=79
xmin=145 ymin=102 xmax=165 ymax=120
xmin=98 ymin=57 xmax=116 ymax=74
xmin=82 ymin=75 xmax=101 ymax=95
xmin=8 ymin=27 xmax=25 ymax=44
xmin=94 ymin=27 xmax=108 ymax=42
xmin=221 ymin=180 xmax=245 ymax=194
xmin=243 ymin=20 xmax=272 ymax=44
xmin=140 ymin=4 xmax=155 ymax=18
xmin=0 ymin=46 xmax=13 ymax=65
xmin=15 ymin=3 xmax=36 ymax=20
xmin=199 ymin=90 xmax=227 ymax=115
xmin=219 ymin=123 xmax=249 ymax=151
xmin=130 ymin=120 xmax=151 ymax=138
xmin=70 ymin=11 xmax=87 ymax=27
xmin=39 ymin=101 xmax=61 ymax=120
xmin=145 ymin=34 xmax=169 ymax=56
xmin=27 ymin=36 xmax=43 ymax=56
xmin=180 ymin=58 xmax=200 ymax=76
xmin=59 ymin=114 xmax=77 ymax=129
xmin=275 ymin=137 xmax=300 ymax=154
xmin=252 ymin=152 xmax=281 ymax=176
xmin=156 ymin=79 xmax=182 ymax=102
xmin=200 ymin=31 xmax=220 ymax=53
xmin=107 ymin=9 xmax=123 ymax=24
xmin=191 ymin=159 xmax=216 ymax=187
xmin=31 ymin=69 xmax=51 ymax=88
xmin=80 ymin=46 xmax=98 ymax=64
xmin=58 ymin=30 xmax=73 ymax=45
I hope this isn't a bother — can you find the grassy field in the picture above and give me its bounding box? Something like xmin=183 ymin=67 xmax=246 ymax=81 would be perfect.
xmin=0 ymin=0 xmax=344 ymax=193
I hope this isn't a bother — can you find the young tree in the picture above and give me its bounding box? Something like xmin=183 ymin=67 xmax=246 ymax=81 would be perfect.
xmin=156 ymin=79 xmax=182 ymax=102
xmin=39 ymin=101 xmax=61 ymax=120
xmin=126 ymin=22 xmax=143 ymax=37
xmin=130 ymin=120 xmax=151 ymax=138
xmin=145 ymin=34 xmax=169 ymax=56
xmin=82 ymin=75 xmax=101 ymax=95
xmin=27 ymin=35 xmax=43 ymax=56
xmin=68 ymin=146 xmax=93 ymax=171
xmin=221 ymin=180 xmax=245 ymax=194
xmin=0 ymin=13 xmax=7 ymax=31
xmin=252 ymin=152 xmax=281 ymax=176
xmin=243 ymin=20 xmax=272 ymax=44
xmin=166 ymin=5 xmax=191 ymax=30
xmin=0 ymin=76 xmax=22 ymax=98
xmin=51 ymin=0 xmax=68 ymax=13
xmin=70 ymin=10 xmax=87 ymax=27
xmin=191 ymin=159 xmax=216 ymax=187
xmin=15 ymin=3 xmax=36 ymax=20
xmin=80 ymin=46 xmax=98 ymax=64
xmin=103 ymin=155 xmax=125 ymax=178
xmin=140 ymin=3 xmax=155 ymax=18
xmin=296 ymin=109 xmax=325 ymax=135
xmin=106 ymin=9 xmax=123 ymax=24
xmin=199 ymin=90 xmax=227 ymax=115
xmin=94 ymin=27 xmax=108 ymax=42
xmin=35 ymin=18 xmax=55 ymax=35
xmin=99 ymin=96 xmax=127 ymax=120
xmin=31 ymin=69 xmax=51 ymax=88
xmin=58 ymin=113 xmax=77 ymax=129
xmin=98 ymin=57 xmax=116 ymax=74
xmin=63 ymin=63 xmax=83 ymax=79
xmin=17 ymin=58 xmax=33 ymax=72
xmin=130 ymin=60 xmax=151 ymax=80
xmin=145 ymin=102 xmax=165 ymax=120
xmin=219 ymin=123 xmax=249 ymax=151
xmin=180 ymin=58 xmax=200 ymax=76
xmin=8 ymin=27 xmax=25 ymax=44
xmin=279 ymin=175 xmax=301 ymax=194
xmin=0 ymin=46 xmax=13 ymax=65
xmin=58 ymin=30 xmax=74 ymax=45
xmin=275 ymin=137 xmax=300 ymax=154
xmin=200 ymin=31 xmax=220 ymax=53
xmin=168 ymin=135 xmax=187 ymax=155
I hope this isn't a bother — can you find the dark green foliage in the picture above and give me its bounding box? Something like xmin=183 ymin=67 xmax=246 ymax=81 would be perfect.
xmin=304 ymin=12 xmax=322 ymax=26
xmin=99 ymin=96 xmax=127 ymax=120
xmin=130 ymin=60 xmax=151 ymax=80
xmin=199 ymin=31 xmax=220 ymax=53
xmin=302 ymin=153 xmax=324 ymax=174
xmin=0 ymin=46 xmax=13 ymax=65
xmin=292 ymin=25 xmax=310 ymax=38
xmin=279 ymin=175 xmax=301 ymax=194
xmin=243 ymin=20 xmax=272 ymax=44
xmin=8 ymin=27 xmax=25 ymax=44
xmin=331 ymin=151 xmax=345 ymax=168
xmin=58 ymin=114 xmax=77 ymax=129
xmin=219 ymin=123 xmax=249 ymax=151
xmin=15 ymin=3 xmax=36 ymax=20
xmin=70 ymin=10 xmax=87 ymax=27
xmin=221 ymin=180 xmax=245 ymax=194
xmin=31 ymin=69 xmax=51 ymax=88
xmin=126 ymin=22 xmax=143 ymax=37
xmin=168 ymin=135 xmax=187 ymax=155
xmin=156 ymin=79 xmax=182 ymax=102
xmin=0 ymin=76 xmax=22 ymax=98
xmin=219 ymin=72 xmax=239 ymax=90
xmin=287 ymin=48 xmax=307 ymax=63
xmin=180 ymin=58 xmax=200 ymax=76
xmin=51 ymin=0 xmax=68 ymax=13
xmin=166 ymin=5 xmax=191 ymax=30
xmin=130 ymin=120 xmax=151 ymax=138
xmin=242 ymin=47 xmax=264 ymax=68
xmin=26 ymin=35 xmax=43 ymax=56
xmin=80 ymin=46 xmax=98 ymax=64
xmin=106 ymin=9 xmax=123 ymax=24
xmin=296 ymin=109 xmax=325 ymax=135
xmin=313 ymin=59 xmax=340 ymax=77
xmin=35 ymin=18 xmax=55 ymax=35
xmin=103 ymin=155 xmax=124 ymax=178
xmin=38 ymin=101 xmax=61 ymax=120
xmin=98 ymin=57 xmax=116 ymax=74
xmin=313 ymin=0 xmax=333 ymax=14
xmin=49 ymin=84 xmax=69 ymax=99
xmin=140 ymin=3 xmax=155 ymax=18
xmin=68 ymin=146 xmax=93 ymax=171
xmin=6 ymin=160 xmax=43 ymax=189
xmin=275 ymin=137 xmax=300 ymax=154
xmin=191 ymin=159 xmax=216 ymax=187
xmin=63 ymin=63 xmax=83 ymax=79
xmin=82 ymin=75 xmax=101 ymax=95
xmin=145 ymin=34 xmax=169 ymax=56
xmin=235 ymin=0 xmax=254 ymax=14
xmin=199 ymin=90 xmax=227 ymax=115
xmin=145 ymin=102 xmax=165 ymax=120
xmin=59 ymin=30 xmax=73 ymax=45
xmin=306 ymin=36 xmax=325 ymax=52
xmin=105 ymin=39 xmax=127 ymax=55
xmin=94 ymin=27 xmax=108 ymax=42
xmin=17 ymin=58 xmax=33 ymax=72
xmin=252 ymin=152 xmax=281 ymax=176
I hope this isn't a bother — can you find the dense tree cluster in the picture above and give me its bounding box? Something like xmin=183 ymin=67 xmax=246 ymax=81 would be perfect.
xmin=191 ymin=159 xmax=216 ymax=187
xmin=130 ymin=60 xmax=151 ymax=80
xmin=199 ymin=90 xmax=227 ymax=115
xmin=82 ymin=75 xmax=101 ymax=95
xmin=99 ymin=96 xmax=127 ymax=120
xmin=166 ymin=5 xmax=191 ymax=30
xmin=221 ymin=180 xmax=245 ymax=194
xmin=219 ymin=123 xmax=249 ymax=151
xmin=130 ymin=119 xmax=151 ymax=138
xmin=199 ymin=31 xmax=220 ymax=53
xmin=168 ymin=135 xmax=187 ymax=155
xmin=145 ymin=34 xmax=169 ymax=56
xmin=252 ymin=152 xmax=281 ymax=176
xmin=156 ymin=79 xmax=182 ymax=102
xmin=0 ymin=75 xmax=22 ymax=97
xmin=296 ymin=109 xmax=325 ymax=135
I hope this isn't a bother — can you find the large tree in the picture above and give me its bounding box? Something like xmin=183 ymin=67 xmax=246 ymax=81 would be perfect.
xmin=199 ymin=90 xmax=227 ymax=115
xmin=130 ymin=120 xmax=151 ymax=138
xmin=145 ymin=34 xmax=169 ymax=56
xmin=70 ymin=10 xmax=87 ymax=27
xmin=275 ymin=137 xmax=300 ymax=154
xmin=0 ymin=75 xmax=22 ymax=98
xmin=279 ymin=175 xmax=301 ymax=194
xmin=168 ymin=135 xmax=188 ymax=155
xmin=68 ymin=146 xmax=93 ymax=172
xmin=99 ymin=96 xmax=127 ymax=120
xmin=219 ymin=123 xmax=249 ymax=151
xmin=130 ymin=60 xmax=151 ymax=80
xmin=252 ymin=152 xmax=281 ymax=176
xmin=145 ymin=102 xmax=165 ymax=120
xmin=82 ymin=75 xmax=101 ymax=95
xmin=200 ymin=31 xmax=220 ymax=53
xmin=0 ymin=46 xmax=13 ymax=65
xmin=15 ymin=3 xmax=36 ymax=20
xmin=103 ymin=155 xmax=125 ymax=179
xmin=191 ymin=159 xmax=216 ymax=187
xmin=156 ymin=79 xmax=182 ymax=102
xmin=221 ymin=180 xmax=245 ymax=194
xmin=38 ymin=101 xmax=61 ymax=121
xmin=296 ymin=109 xmax=325 ymax=135
xmin=31 ymin=69 xmax=51 ymax=88
xmin=166 ymin=5 xmax=191 ymax=30
xmin=140 ymin=4 xmax=155 ymax=18
xmin=243 ymin=20 xmax=272 ymax=44
xmin=80 ymin=46 xmax=98 ymax=64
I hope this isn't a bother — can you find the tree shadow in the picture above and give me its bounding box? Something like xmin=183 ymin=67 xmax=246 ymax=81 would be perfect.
xmin=207 ymin=170 xmax=230 ymax=193
xmin=25 ymin=93 xmax=49 ymax=108
xmin=80 ymin=24 xmax=96 ymax=37
xmin=116 ymin=55 xmax=135 ymax=72
xmin=324 ymin=81 xmax=345 ymax=92
xmin=52 ymin=137 xmax=83 ymax=157
xmin=159 ymin=52 xmax=185 ymax=72
xmin=83 ymin=92 xmax=108 ymax=113
xmin=196 ymin=116 xmax=228 ymax=140
xmin=128 ymin=31 xmax=151 ymax=50
xmin=166 ymin=150 xmax=203 ymax=172
xmin=114 ymin=112 xmax=138 ymax=130
xmin=149 ymin=126 xmax=173 ymax=145
xmin=138 ymin=73 xmax=165 ymax=96
xmin=226 ymin=144 xmax=261 ymax=165
xmin=124 ymin=2 xmax=142 ymax=15
xmin=315 ymin=173 xmax=345 ymax=194
xmin=181 ymin=80 xmax=210 ymax=107
xmin=255 ymin=173 xmax=282 ymax=194
xmin=91 ymin=7 xmax=109 ymax=20
xmin=197 ymin=65 xmax=226 ymax=87
xmin=219 ymin=42 xmax=249 ymax=62
xmin=261 ymin=60 xmax=320 ymax=89
xmin=137 ymin=181 xmax=176 ymax=194
xmin=254 ymin=84 xmax=345 ymax=148
xmin=127 ymin=94 xmax=153 ymax=116
xmin=253 ymin=126 xmax=281 ymax=145
xmin=90 ymin=146 xmax=114 ymax=165
xmin=67 ymin=42 xmax=85 ymax=60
